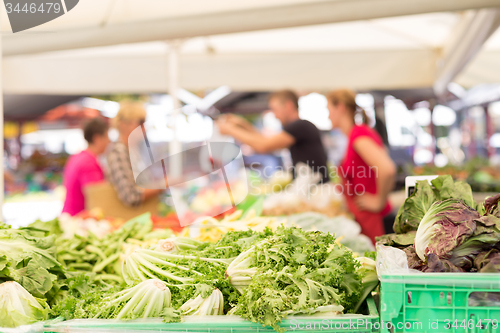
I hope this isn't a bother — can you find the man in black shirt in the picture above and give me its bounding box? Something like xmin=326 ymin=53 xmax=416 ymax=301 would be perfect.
xmin=217 ymin=90 xmax=329 ymax=183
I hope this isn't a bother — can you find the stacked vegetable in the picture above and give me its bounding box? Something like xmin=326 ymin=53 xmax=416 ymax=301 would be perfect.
xmin=55 ymin=213 xmax=167 ymax=285
xmin=377 ymin=175 xmax=500 ymax=272
xmin=0 ymin=220 xmax=66 ymax=303
xmin=187 ymin=208 xmax=281 ymax=243
xmin=0 ymin=221 xmax=63 ymax=326
xmin=0 ymin=214 xmax=377 ymax=332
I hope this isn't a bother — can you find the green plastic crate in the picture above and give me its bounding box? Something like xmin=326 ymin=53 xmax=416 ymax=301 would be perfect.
xmin=380 ymin=273 xmax=500 ymax=333
xmin=42 ymin=297 xmax=379 ymax=333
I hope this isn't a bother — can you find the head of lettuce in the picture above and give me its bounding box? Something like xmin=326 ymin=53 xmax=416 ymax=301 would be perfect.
xmin=0 ymin=281 xmax=49 ymax=327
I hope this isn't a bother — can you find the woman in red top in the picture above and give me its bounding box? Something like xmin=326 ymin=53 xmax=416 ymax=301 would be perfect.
xmin=327 ymin=89 xmax=396 ymax=243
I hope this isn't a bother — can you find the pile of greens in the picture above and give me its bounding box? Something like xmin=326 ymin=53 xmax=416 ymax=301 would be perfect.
xmin=54 ymin=226 xmax=374 ymax=332
xmin=226 ymin=227 xmax=363 ymax=331
xmin=55 ymin=213 xmax=163 ymax=285
xmin=377 ymin=175 xmax=500 ymax=272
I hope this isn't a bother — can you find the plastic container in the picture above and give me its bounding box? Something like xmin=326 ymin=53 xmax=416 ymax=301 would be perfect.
xmin=380 ymin=273 xmax=500 ymax=333
xmin=44 ymin=297 xmax=379 ymax=333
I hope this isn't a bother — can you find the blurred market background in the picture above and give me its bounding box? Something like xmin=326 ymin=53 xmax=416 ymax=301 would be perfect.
xmin=2 ymin=0 xmax=500 ymax=232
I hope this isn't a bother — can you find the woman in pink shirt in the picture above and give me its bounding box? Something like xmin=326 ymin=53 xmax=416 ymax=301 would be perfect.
xmin=62 ymin=118 xmax=110 ymax=216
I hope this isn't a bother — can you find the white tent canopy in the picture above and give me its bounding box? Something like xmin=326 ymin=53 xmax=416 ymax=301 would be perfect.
xmin=1 ymin=0 xmax=500 ymax=93
xmin=2 ymin=0 xmax=500 ymax=55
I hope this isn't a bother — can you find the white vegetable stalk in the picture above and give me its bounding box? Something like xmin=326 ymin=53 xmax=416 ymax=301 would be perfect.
xmin=355 ymin=257 xmax=376 ymax=275
xmin=353 ymin=257 xmax=379 ymax=313
xmin=414 ymin=216 xmax=441 ymax=261
xmin=0 ymin=281 xmax=49 ymax=327
xmin=225 ymin=244 xmax=260 ymax=293
xmin=99 ymin=279 xmax=171 ymax=319
xmin=179 ymin=288 xmax=224 ymax=315
xmin=122 ymin=248 xmax=233 ymax=285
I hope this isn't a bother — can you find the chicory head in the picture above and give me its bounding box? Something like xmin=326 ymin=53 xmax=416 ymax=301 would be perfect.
xmin=414 ymin=199 xmax=478 ymax=262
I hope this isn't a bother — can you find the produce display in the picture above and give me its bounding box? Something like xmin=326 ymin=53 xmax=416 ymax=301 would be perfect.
xmin=188 ymin=206 xmax=374 ymax=254
xmin=0 ymin=212 xmax=377 ymax=331
xmin=377 ymin=175 xmax=500 ymax=273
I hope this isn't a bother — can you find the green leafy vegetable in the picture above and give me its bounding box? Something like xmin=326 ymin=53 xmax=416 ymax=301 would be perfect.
xmin=383 ymin=177 xmax=500 ymax=274
xmin=394 ymin=175 xmax=475 ymax=233
xmin=54 ymin=212 xmax=154 ymax=284
xmin=179 ymin=287 xmax=224 ymax=315
xmin=0 ymin=281 xmax=49 ymax=327
xmin=376 ymin=231 xmax=416 ymax=247
xmin=227 ymin=227 xmax=362 ymax=332
xmin=0 ymin=227 xmax=65 ymax=299
xmin=20 ymin=218 xmax=62 ymax=238
xmin=122 ymin=248 xmax=233 ymax=285
xmin=94 ymin=279 xmax=173 ymax=319
xmin=394 ymin=179 xmax=436 ymax=233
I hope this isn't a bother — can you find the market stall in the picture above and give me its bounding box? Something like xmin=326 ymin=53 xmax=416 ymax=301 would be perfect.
xmin=0 ymin=209 xmax=379 ymax=331
xmin=2 ymin=173 xmax=500 ymax=331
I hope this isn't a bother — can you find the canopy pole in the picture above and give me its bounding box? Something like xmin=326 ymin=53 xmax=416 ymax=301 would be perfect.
xmin=434 ymin=9 xmax=500 ymax=96
xmin=0 ymin=33 xmax=4 ymax=220
xmin=168 ymin=40 xmax=182 ymax=179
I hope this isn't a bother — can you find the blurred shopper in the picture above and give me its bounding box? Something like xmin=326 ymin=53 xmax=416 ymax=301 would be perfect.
xmin=217 ymin=89 xmax=329 ymax=183
xmin=327 ymin=89 xmax=396 ymax=243
xmin=62 ymin=118 xmax=110 ymax=216
xmin=107 ymin=101 xmax=162 ymax=207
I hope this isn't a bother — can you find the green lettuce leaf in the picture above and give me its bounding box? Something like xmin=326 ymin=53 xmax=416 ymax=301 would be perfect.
xmin=20 ymin=218 xmax=62 ymax=237
xmin=431 ymin=175 xmax=475 ymax=208
xmin=229 ymin=227 xmax=363 ymax=331
xmin=394 ymin=175 xmax=475 ymax=233
xmin=394 ymin=179 xmax=436 ymax=233
xmin=376 ymin=231 xmax=416 ymax=247
xmin=0 ymin=228 xmax=65 ymax=299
